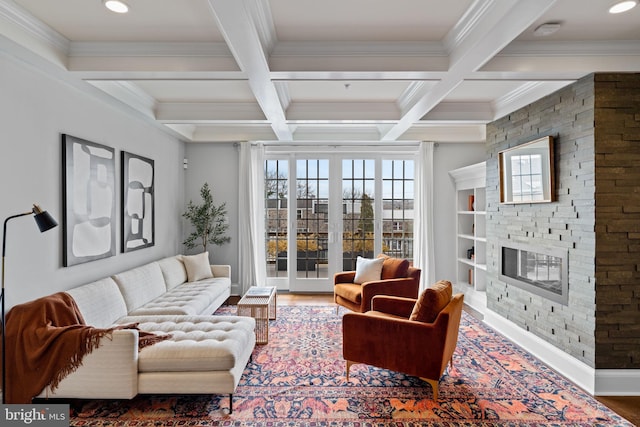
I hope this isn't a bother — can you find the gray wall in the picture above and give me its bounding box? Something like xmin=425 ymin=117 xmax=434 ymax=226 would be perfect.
xmin=183 ymin=143 xmax=240 ymax=283
xmin=0 ymin=50 xmax=185 ymax=309
xmin=184 ymin=141 xmax=486 ymax=291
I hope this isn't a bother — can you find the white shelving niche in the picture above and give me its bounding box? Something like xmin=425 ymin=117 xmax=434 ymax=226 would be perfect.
xmin=448 ymin=161 xmax=487 ymax=314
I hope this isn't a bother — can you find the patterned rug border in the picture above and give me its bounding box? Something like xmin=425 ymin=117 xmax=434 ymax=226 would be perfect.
xmin=68 ymin=305 xmax=633 ymax=427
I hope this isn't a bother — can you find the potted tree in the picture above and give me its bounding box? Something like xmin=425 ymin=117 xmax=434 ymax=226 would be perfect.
xmin=183 ymin=182 xmax=230 ymax=254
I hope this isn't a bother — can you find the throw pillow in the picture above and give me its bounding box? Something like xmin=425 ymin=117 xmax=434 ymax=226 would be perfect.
xmin=377 ymin=254 xmax=410 ymax=279
xmin=410 ymin=280 xmax=453 ymax=323
xmin=182 ymin=252 xmax=214 ymax=282
xmin=353 ymin=256 xmax=384 ymax=284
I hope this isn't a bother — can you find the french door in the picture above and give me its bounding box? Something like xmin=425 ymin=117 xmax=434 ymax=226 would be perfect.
xmin=265 ymin=151 xmax=415 ymax=292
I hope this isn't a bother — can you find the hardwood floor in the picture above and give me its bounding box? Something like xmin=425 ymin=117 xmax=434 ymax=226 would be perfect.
xmin=263 ymin=292 xmax=639 ymax=426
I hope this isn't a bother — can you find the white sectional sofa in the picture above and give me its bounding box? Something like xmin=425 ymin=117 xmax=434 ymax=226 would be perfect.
xmin=36 ymin=254 xmax=256 ymax=413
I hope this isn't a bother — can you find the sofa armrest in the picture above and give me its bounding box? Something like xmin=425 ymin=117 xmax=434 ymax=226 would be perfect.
xmin=211 ymin=264 xmax=231 ymax=278
xmin=38 ymin=329 xmax=139 ymax=399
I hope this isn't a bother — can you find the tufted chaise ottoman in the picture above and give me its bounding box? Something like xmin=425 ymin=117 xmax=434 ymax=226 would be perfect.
xmin=37 ymin=262 xmax=255 ymax=413
xmin=119 ymin=314 xmax=256 ymax=413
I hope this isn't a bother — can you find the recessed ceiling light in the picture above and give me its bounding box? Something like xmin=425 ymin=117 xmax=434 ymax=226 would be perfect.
xmin=103 ymin=0 xmax=129 ymax=13
xmin=609 ymin=0 xmax=637 ymax=13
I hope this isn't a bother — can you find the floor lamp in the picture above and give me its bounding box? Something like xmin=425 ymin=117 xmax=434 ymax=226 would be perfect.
xmin=1 ymin=204 xmax=57 ymax=404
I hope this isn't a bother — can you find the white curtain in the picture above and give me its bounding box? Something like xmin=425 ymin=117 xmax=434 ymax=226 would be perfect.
xmin=413 ymin=141 xmax=436 ymax=289
xmin=237 ymin=142 xmax=266 ymax=294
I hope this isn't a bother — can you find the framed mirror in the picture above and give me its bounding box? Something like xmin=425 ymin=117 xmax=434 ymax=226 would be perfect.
xmin=499 ymin=136 xmax=555 ymax=204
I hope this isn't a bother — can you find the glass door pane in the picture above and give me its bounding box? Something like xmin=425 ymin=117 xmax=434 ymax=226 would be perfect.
xmin=265 ymin=159 xmax=288 ymax=280
xmin=290 ymin=159 xmax=331 ymax=291
xmin=382 ymin=159 xmax=414 ymax=261
xmin=342 ymin=159 xmax=376 ymax=271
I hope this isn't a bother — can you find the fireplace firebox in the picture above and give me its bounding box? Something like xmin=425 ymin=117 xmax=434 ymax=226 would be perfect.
xmin=499 ymin=243 xmax=568 ymax=305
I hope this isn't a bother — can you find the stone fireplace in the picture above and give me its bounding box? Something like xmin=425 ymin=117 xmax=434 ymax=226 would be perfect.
xmin=485 ymin=73 xmax=640 ymax=380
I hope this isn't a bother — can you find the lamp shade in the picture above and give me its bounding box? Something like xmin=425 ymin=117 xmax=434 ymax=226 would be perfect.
xmin=32 ymin=204 xmax=58 ymax=232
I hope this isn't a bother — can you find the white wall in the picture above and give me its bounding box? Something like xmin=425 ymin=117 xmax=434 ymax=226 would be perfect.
xmin=0 ymin=49 xmax=185 ymax=309
xmin=431 ymin=143 xmax=486 ymax=282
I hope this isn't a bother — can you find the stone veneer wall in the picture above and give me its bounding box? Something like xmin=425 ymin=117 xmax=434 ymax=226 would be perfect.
xmin=486 ymin=73 xmax=640 ymax=369
xmin=593 ymin=73 xmax=640 ymax=369
xmin=485 ymin=75 xmax=597 ymax=366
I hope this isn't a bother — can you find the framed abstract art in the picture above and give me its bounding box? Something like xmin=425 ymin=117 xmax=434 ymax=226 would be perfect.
xmin=121 ymin=151 xmax=155 ymax=252
xmin=62 ymin=134 xmax=116 ymax=266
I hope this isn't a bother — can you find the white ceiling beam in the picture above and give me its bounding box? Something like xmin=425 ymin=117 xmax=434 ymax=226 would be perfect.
xmin=381 ymin=0 xmax=557 ymax=141
xmin=206 ymin=0 xmax=292 ymax=141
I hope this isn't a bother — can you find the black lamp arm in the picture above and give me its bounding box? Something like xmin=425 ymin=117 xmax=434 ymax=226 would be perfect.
xmin=2 ymin=206 xmax=44 ymax=259
xmin=2 ymin=211 xmax=32 ymax=261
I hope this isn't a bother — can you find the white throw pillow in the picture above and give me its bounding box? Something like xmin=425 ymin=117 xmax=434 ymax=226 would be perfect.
xmin=353 ymin=256 xmax=384 ymax=284
xmin=182 ymin=252 xmax=213 ymax=282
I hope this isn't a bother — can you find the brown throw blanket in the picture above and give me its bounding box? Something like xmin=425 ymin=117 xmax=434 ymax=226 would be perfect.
xmin=1 ymin=292 xmax=169 ymax=403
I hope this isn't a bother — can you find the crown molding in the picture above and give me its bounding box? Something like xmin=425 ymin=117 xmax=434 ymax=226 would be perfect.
xmin=492 ymin=80 xmax=575 ymax=119
xmin=0 ymin=0 xmax=69 ymax=53
xmin=273 ymin=81 xmax=291 ymax=111
xmin=287 ymin=102 xmax=399 ymax=121
xmin=156 ymin=102 xmax=266 ymax=121
xmin=499 ymin=40 xmax=640 ymax=57
xmin=271 ymin=41 xmax=445 ymax=58
xmin=291 ymin=125 xmax=383 ymax=141
xmin=423 ymin=102 xmax=494 ymax=121
xmin=87 ymin=80 xmax=157 ymax=119
xmin=192 ymin=123 xmax=276 ymax=142
xmin=68 ymin=41 xmax=232 ymax=57
xmin=443 ymin=0 xmax=497 ymax=55
xmin=246 ymin=0 xmax=277 ymax=55
xmin=397 ymin=81 xmax=432 ymax=113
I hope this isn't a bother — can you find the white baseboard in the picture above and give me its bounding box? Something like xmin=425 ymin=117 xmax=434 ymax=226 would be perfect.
xmin=483 ymin=310 xmax=640 ymax=396
xmin=595 ymin=370 xmax=640 ymax=396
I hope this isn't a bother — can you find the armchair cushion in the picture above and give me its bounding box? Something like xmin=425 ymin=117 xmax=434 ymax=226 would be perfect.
xmin=334 ymin=283 xmax=363 ymax=304
xmin=410 ymin=280 xmax=453 ymax=323
xmin=377 ymin=254 xmax=410 ymax=279
xmin=353 ymin=256 xmax=384 ymax=284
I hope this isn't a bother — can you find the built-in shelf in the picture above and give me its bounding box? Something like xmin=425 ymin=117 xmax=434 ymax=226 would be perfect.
xmin=449 ymin=161 xmax=487 ymax=314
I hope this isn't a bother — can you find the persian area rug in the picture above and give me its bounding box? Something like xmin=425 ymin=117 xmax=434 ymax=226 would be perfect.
xmin=70 ymin=305 xmax=632 ymax=426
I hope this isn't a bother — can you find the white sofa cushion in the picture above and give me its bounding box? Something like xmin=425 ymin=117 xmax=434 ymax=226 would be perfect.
xmin=158 ymin=255 xmax=188 ymax=290
xmin=66 ymin=278 xmax=127 ymax=328
xmin=126 ymin=277 xmax=230 ymax=316
xmin=182 ymin=252 xmax=214 ymax=282
xmin=112 ymin=262 xmax=167 ymax=312
xmin=117 ymin=315 xmax=256 ymax=372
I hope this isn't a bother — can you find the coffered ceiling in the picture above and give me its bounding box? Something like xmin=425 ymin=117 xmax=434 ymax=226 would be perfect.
xmin=1 ymin=0 xmax=639 ymax=143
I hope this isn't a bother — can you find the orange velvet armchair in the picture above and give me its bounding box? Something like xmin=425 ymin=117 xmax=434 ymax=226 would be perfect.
xmin=334 ymin=255 xmax=421 ymax=314
xmin=342 ymin=280 xmax=464 ymax=399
